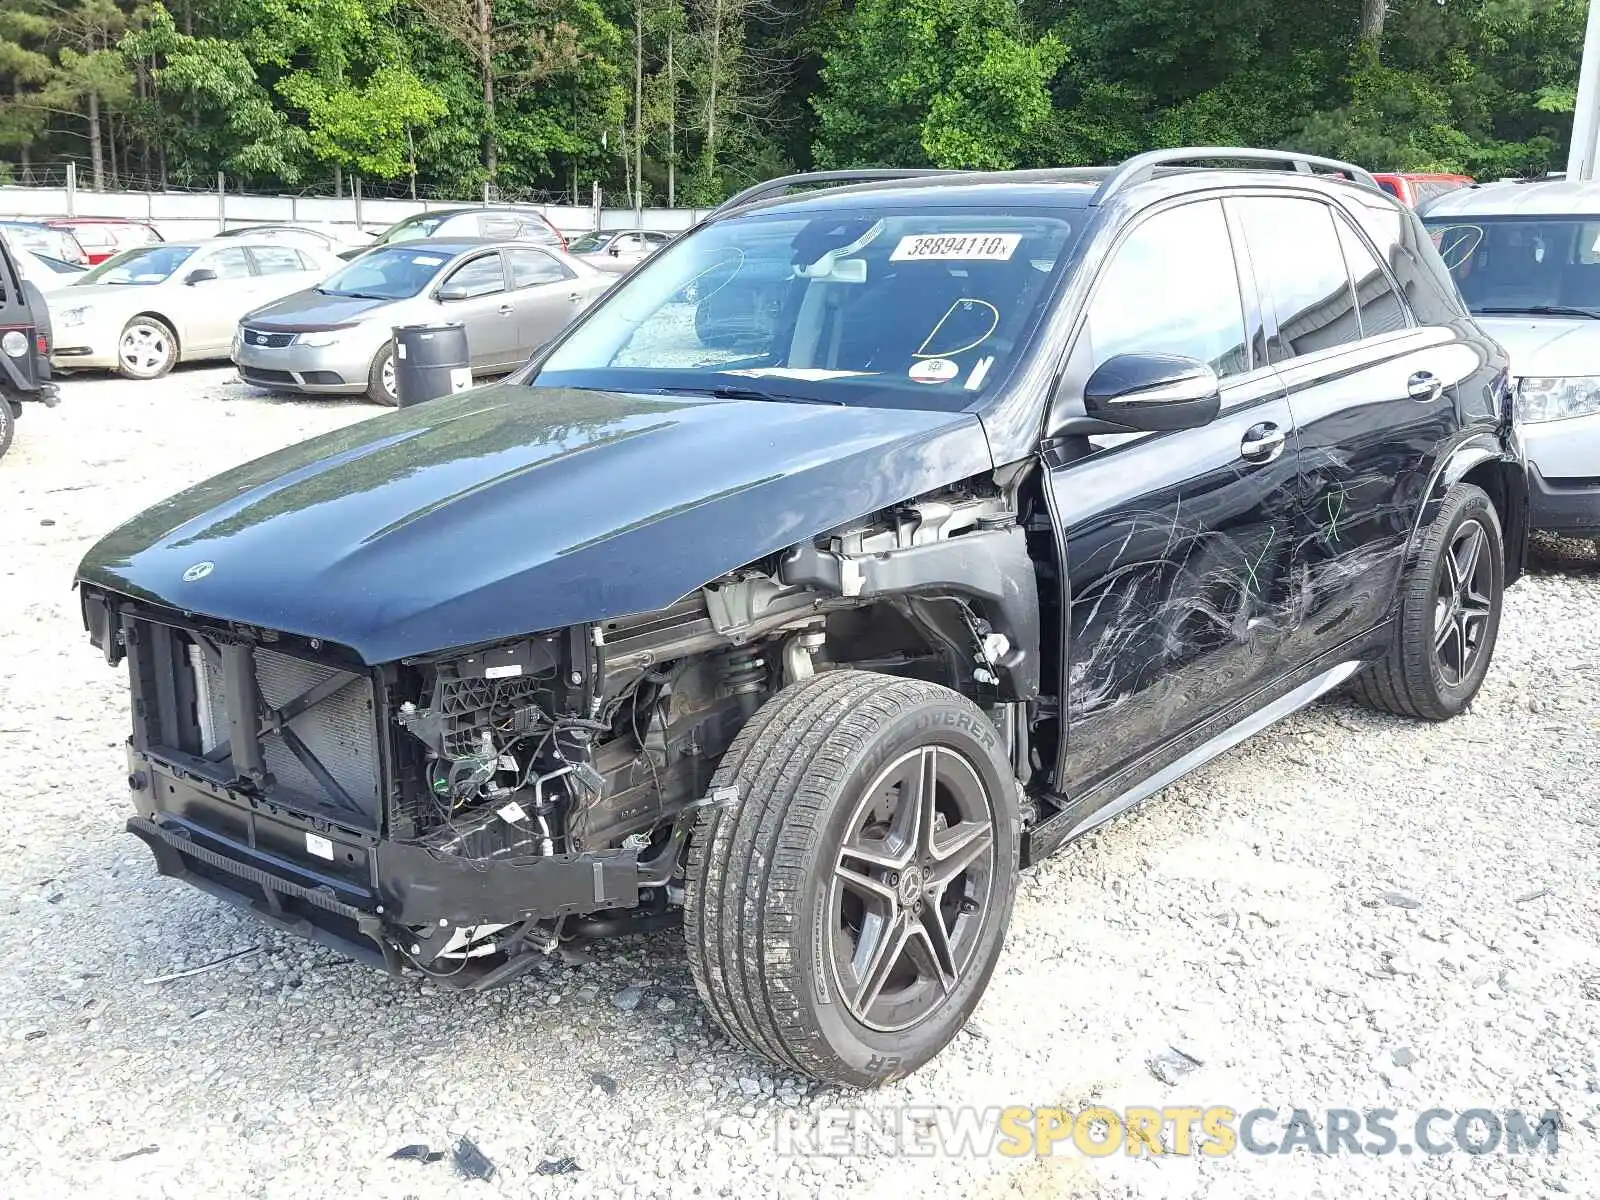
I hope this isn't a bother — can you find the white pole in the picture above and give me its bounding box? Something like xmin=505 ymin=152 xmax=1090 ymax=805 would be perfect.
xmin=1568 ymin=0 xmax=1600 ymax=180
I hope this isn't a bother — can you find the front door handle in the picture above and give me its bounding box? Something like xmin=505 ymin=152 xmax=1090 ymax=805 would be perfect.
xmin=1408 ymin=371 xmax=1443 ymax=401
xmin=568 ymin=292 xmax=583 ymax=303
xmin=498 ymin=304 xmax=514 ymax=316
xmin=1240 ymin=422 xmax=1286 ymax=464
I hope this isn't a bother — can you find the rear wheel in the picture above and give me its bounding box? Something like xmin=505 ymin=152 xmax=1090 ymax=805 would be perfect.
xmin=684 ymin=670 xmax=1020 ymax=1087
xmin=1353 ymin=483 xmax=1504 ymax=720
xmin=366 ymin=342 xmax=398 ymax=405
xmin=117 ymin=316 xmax=177 ymax=380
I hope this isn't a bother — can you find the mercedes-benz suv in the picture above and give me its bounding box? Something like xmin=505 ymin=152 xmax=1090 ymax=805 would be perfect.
xmin=77 ymin=149 xmax=1524 ymax=1087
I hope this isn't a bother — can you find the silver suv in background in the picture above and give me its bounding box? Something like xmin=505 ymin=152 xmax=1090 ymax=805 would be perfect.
xmin=1425 ymin=181 xmax=1600 ymax=539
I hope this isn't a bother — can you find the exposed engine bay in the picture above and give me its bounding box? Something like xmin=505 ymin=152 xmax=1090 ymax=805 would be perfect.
xmin=381 ymin=484 xmax=1038 ymax=957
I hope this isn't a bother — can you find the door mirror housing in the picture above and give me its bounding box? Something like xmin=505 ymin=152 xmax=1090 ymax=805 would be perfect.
xmin=607 ymin=244 xmax=622 ymax=256
xmin=437 ymin=282 xmax=470 ymax=302
xmin=184 ymin=267 xmax=218 ymax=285
xmin=1082 ymin=353 xmax=1221 ymax=433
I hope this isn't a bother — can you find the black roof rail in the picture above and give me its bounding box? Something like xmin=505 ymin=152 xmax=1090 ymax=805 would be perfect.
xmin=707 ymin=169 xmax=967 ymax=218
xmin=1090 ymin=147 xmax=1380 ymax=206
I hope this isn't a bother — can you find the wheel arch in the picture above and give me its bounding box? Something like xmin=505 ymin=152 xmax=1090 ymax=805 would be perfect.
xmin=1408 ymin=437 xmax=1527 ymax=586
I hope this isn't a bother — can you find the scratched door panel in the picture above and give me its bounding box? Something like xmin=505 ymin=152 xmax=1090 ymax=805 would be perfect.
xmin=1048 ymin=373 xmax=1302 ymax=795
xmin=1275 ymin=330 xmax=1473 ymax=656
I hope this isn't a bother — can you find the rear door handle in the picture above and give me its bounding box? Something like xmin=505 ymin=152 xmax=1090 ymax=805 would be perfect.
xmin=568 ymin=292 xmax=583 ymax=303
xmin=1408 ymin=371 xmax=1443 ymax=401
xmin=1240 ymin=422 xmax=1286 ymax=463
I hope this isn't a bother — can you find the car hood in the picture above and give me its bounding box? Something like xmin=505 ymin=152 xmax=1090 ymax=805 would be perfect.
xmin=244 ymin=290 xmax=398 ymax=331
xmin=77 ymin=385 xmax=993 ymax=664
xmin=1474 ymin=316 xmax=1600 ymax=378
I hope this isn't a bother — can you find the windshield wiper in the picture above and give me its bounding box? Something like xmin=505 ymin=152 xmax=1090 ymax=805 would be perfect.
xmin=1476 ymin=304 xmax=1600 ymax=320
xmin=323 ymin=290 xmax=391 ymax=300
xmin=650 ymin=385 xmax=843 ymax=406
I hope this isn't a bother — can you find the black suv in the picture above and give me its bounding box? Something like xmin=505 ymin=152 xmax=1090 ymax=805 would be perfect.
xmin=76 ymin=148 xmax=1523 ymax=1087
xmin=0 ymin=234 xmax=59 ymax=459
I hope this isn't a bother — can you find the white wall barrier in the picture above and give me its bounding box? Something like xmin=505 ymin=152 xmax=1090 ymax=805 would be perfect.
xmin=0 ymin=183 xmax=707 ymax=241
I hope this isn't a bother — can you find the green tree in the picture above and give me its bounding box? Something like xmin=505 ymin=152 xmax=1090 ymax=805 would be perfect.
xmin=812 ymin=0 xmax=1065 ymax=170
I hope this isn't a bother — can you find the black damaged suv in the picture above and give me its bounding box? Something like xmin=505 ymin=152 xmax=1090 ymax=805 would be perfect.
xmin=77 ymin=148 xmax=1523 ymax=1086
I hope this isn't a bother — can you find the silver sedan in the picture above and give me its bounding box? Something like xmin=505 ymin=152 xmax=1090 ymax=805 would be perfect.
xmin=49 ymin=240 xmax=343 ymax=379
xmin=233 ymin=239 xmax=613 ymax=404
xmin=569 ymin=229 xmax=674 ymax=274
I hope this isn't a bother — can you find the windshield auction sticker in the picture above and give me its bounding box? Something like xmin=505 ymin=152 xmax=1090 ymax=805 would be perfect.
xmin=891 ymin=233 xmax=1022 ymax=261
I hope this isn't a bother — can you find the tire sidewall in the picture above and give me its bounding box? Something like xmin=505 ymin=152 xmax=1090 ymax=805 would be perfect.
xmin=0 ymin=400 xmax=13 ymax=460
xmin=793 ymin=694 xmax=1020 ymax=1086
xmin=1423 ymin=488 xmax=1504 ymax=709
xmin=118 ymin=318 xmax=176 ymax=380
xmin=368 ymin=343 xmax=398 ymax=406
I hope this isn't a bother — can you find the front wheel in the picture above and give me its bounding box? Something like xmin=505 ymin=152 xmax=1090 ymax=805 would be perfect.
xmin=684 ymin=670 xmax=1020 ymax=1086
xmin=366 ymin=342 xmax=398 ymax=406
xmin=0 ymin=400 xmax=14 ymax=461
xmin=1352 ymin=482 xmax=1504 ymax=720
xmin=117 ymin=316 xmax=177 ymax=380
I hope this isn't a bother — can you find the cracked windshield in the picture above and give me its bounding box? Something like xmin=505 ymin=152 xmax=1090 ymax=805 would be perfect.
xmin=532 ymin=208 xmax=1076 ymax=407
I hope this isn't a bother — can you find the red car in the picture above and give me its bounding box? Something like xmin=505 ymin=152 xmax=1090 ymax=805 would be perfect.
xmin=1371 ymin=172 xmax=1474 ymax=209
xmin=41 ymin=217 xmax=164 ymax=265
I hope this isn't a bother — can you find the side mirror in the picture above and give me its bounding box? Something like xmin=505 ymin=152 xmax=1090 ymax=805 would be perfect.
xmin=185 ymin=267 xmax=218 ymax=285
xmin=607 ymin=244 xmax=622 ymax=256
xmin=1082 ymin=353 xmax=1221 ymax=432
xmin=437 ymin=283 xmax=470 ymax=302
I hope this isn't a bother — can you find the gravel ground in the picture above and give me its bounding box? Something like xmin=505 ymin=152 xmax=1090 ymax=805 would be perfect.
xmin=1 ymin=366 xmax=1597 ymax=1199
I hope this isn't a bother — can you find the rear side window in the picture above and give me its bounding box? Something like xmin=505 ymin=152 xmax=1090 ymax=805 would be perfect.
xmin=1084 ymin=199 xmax=1250 ymax=378
xmin=1378 ymin=179 xmax=1402 ymax=199
xmin=1236 ymin=197 xmax=1361 ymax=361
xmin=515 ymin=217 xmax=559 ymax=244
xmin=1334 ymin=218 xmax=1408 ymax=337
xmin=480 ymin=213 xmax=521 ymax=239
xmin=506 ymin=248 xmax=568 ymax=288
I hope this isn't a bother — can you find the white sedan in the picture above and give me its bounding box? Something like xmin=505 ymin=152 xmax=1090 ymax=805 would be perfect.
xmin=50 ymin=239 xmax=344 ymax=379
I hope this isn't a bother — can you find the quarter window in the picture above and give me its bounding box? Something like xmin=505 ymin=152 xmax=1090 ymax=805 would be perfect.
xmin=1085 ymin=199 xmax=1250 ymax=378
xmin=1334 ymin=219 xmax=1407 ymax=337
xmin=1237 ymin=198 xmax=1360 ymax=361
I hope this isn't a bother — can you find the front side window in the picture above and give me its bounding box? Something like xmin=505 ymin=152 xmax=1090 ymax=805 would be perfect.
xmin=1084 ymin=199 xmax=1249 ymax=377
xmin=78 ymin=245 xmax=198 ymax=285
xmin=1237 ymin=197 xmax=1361 ymax=360
xmin=443 ymin=253 xmax=506 ymax=298
xmin=533 ymin=206 xmax=1076 ymax=409
xmin=249 ymin=245 xmax=306 ymax=275
xmin=204 ymin=248 xmax=254 ymax=280
xmin=1422 ymin=216 xmax=1600 ymax=314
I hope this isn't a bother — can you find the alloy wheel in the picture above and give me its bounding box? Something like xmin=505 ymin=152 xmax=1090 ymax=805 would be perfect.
xmin=828 ymin=745 xmax=996 ymax=1033
xmin=381 ymin=352 xmax=397 ymax=400
xmin=119 ymin=323 xmax=169 ymax=376
xmin=1434 ymin=518 xmax=1494 ymax=686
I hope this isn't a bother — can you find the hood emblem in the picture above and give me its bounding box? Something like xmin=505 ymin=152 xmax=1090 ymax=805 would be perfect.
xmin=253 ymin=333 xmax=267 ymax=344
xmin=182 ymin=561 xmax=215 ymax=582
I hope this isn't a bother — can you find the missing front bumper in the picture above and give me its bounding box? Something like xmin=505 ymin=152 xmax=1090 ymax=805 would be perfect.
xmin=128 ymin=761 xmax=650 ymax=981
